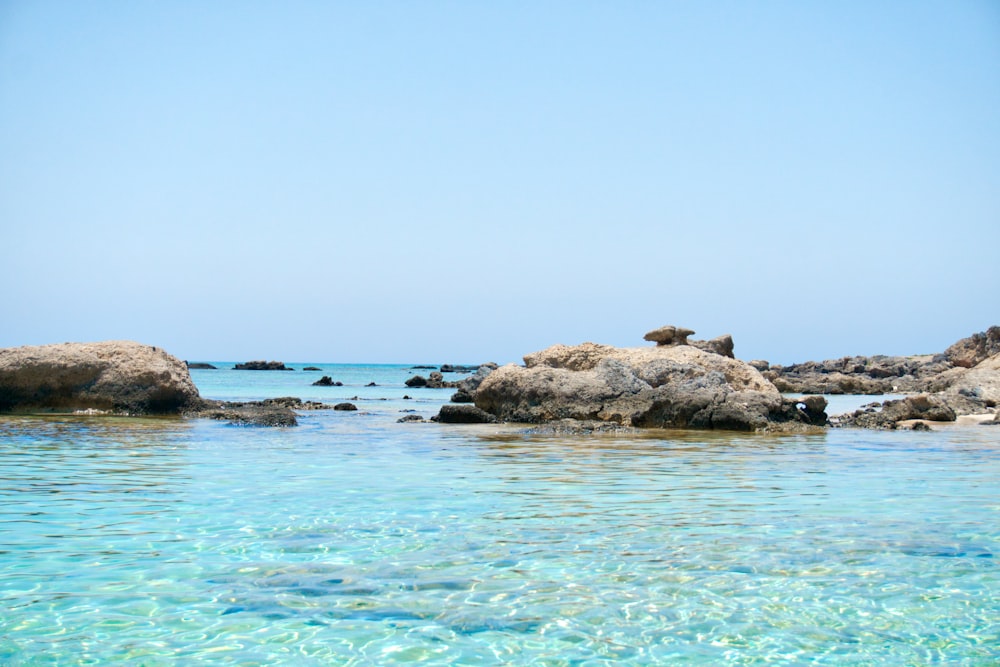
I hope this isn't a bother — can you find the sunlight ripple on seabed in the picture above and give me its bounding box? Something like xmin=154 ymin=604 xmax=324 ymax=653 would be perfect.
xmin=0 ymin=373 xmax=998 ymax=665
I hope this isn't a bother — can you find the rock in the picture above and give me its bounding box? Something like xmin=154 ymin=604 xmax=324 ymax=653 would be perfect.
xmin=440 ymin=364 xmax=482 ymax=373
xmin=765 ymin=327 xmax=1000 ymax=396
xmin=450 ymin=389 xmax=474 ymax=403
xmin=944 ymin=326 xmax=1000 ymax=368
xmin=839 ymin=394 xmax=957 ymax=429
xmin=449 ymin=363 xmax=499 ymax=403
xmin=521 ymin=419 xmax=642 ymax=436
xmin=302 ymin=366 xmax=322 ymax=371
xmin=312 ymin=376 xmax=343 ymax=387
xmin=691 ymin=334 xmax=735 ymax=358
xmin=946 ymin=353 xmax=1000 ymax=404
xmin=203 ymin=404 xmax=298 ymax=427
xmin=749 ymin=360 xmax=770 ymax=371
xmin=434 ymin=404 xmax=498 ymax=424
xmin=397 ymin=414 xmax=425 ymax=423
xmin=405 ymin=372 xmax=462 ymax=389
xmin=643 ymin=325 xmax=695 ymax=346
xmin=765 ymin=354 xmax=956 ymax=394
xmin=473 ymin=342 xmax=826 ymax=432
xmin=186 ymin=362 xmax=217 ymax=369
xmin=333 ymin=402 xmax=358 ymax=411
xmin=0 ymin=341 xmax=202 ymax=415
xmin=233 ymin=361 xmax=293 ymax=371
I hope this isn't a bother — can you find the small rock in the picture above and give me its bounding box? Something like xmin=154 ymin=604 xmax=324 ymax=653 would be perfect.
xmin=643 ymin=325 xmax=695 ymax=346
xmin=333 ymin=402 xmax=358 ymax=411
xmin=435 ymin=404 xmax=497 ymax=424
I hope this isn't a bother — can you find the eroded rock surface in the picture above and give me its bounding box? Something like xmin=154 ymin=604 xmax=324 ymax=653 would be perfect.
xmin=0 ymin=341 xmax=201 ymax=414
xmin=471 ymin=339 xmax=826 ymax=432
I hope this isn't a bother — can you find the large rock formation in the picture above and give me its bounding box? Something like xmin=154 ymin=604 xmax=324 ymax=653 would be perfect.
xmin=0 ymin=341 xmax=202 ymax=414
xmin=467 ymin=329 xmax=827 ymax=432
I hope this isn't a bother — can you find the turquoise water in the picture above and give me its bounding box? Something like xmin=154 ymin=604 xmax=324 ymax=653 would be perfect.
xmin=1 ymin=366 xmax=998 ymax=665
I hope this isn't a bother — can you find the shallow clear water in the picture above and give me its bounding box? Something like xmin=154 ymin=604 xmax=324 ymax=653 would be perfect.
xmin=1 ymin=366 xmax=998 ymax=665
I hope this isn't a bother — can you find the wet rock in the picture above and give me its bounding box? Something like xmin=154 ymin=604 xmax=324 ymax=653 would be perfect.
xmin=434 ymin=404 xmax=497 ymax=424
xmin=186 ymin=362 xmax=217 ymax=370
xmin=397 ymin=414 xmax=426 ymax=423
xmin=312 ymin=376 xmax=343 ymax=387
xmin=333 ymin=402 xmax=358 ymax=411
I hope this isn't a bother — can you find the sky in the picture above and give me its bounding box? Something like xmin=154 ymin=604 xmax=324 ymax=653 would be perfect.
xmin=1 ymin=1 xmax=998 ymax=365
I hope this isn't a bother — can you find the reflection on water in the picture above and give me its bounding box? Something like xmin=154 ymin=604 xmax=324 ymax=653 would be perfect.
xmin=0 ymin=413 xmax=998 ymax=665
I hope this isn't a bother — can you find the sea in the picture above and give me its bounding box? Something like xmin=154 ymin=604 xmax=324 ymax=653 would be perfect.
xmin=1 ymin=363 xmax=997 ymax=665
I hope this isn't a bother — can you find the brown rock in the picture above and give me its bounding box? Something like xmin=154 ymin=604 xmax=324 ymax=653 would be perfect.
xmin=0 ymin=341 xmax=201 ymax=414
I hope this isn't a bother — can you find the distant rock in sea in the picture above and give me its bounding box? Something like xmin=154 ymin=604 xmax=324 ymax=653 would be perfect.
xmin=186 ymin=362 xmax=218 ymax=370
xmin=312 ymin=376 xmax=343 ymax=387
xmin=302 ymin=366 xmax=322 ymax=371
xmin=233 ymin=361 xmax=294 ymax=371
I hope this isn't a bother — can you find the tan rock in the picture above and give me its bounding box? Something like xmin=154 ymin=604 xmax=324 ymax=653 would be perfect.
xmin=0 ymin=341 xmax=201 ymax=414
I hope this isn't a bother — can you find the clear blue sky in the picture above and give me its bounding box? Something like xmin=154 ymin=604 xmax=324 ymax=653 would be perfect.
xmin=2 ymin=2 xmax=998 ymax=364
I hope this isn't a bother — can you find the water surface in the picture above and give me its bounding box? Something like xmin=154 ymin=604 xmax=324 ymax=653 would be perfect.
xmin=1 ymin=366 xmax=997 ymax=664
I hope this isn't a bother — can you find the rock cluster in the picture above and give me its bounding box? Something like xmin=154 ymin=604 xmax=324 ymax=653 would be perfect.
xmin=437 ymin=327 xmax=827 ymax=432
xmin=0 ymin=341 xmax=202 ymax=415
xmin=765 ymin=327 xmax=1000 ymax=395
xmin=405 ymin=372 xmax=461 ymax=389
xmin=312 ymin=376 xmax=343 ymax=386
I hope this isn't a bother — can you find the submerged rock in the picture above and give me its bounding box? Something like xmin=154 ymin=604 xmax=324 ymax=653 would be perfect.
xmin=0 ymin=341 xmax=202 ymax=415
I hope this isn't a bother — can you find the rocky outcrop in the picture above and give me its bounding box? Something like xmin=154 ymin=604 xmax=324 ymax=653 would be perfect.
xmin=466 ymin=334 xmax=826 ymax=432
xmin=312 ymin=376 xmax=343 ymax=386
xmin=234 ymin=361 xmax=293 ymax=371
xmin=0 ymin=341 xmax=202 ymax=415
xmin=944 ymin=326 xmax=1000 ymax=368
xmin=837 ymin=394 xmax=957 ymax=429
xmin=764 ymin=355 xmax=958 ymax=394
xmin=766 ymin=327 xmax=1000 ymax=395
xmin=829 ymin=330 xmax=1000 ymax=429
xmin=186 ymin=362 xmax=217 ymax=370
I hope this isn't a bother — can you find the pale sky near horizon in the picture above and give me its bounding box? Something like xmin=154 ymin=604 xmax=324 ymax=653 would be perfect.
xmin=2 ymin=2 xmax=998 ymax=365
